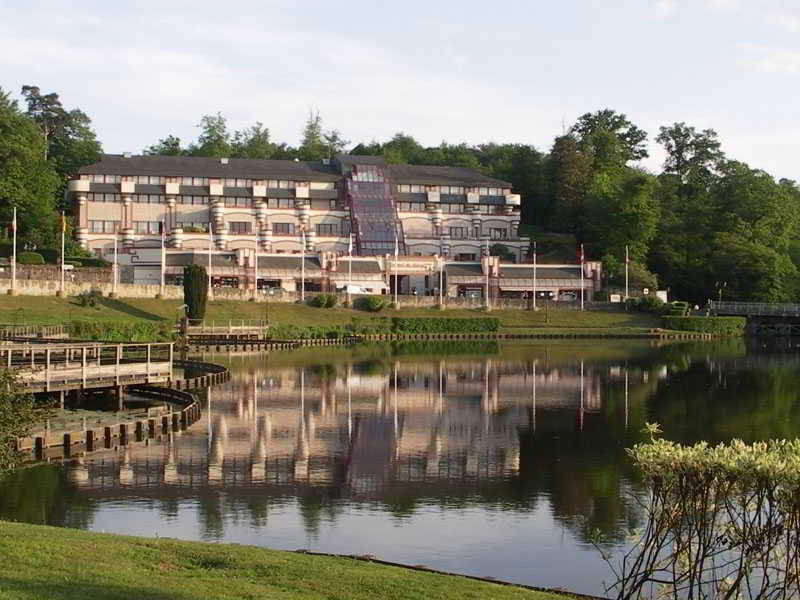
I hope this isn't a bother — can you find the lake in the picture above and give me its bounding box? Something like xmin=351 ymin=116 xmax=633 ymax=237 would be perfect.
xmin=3 ymin=338 xmax=800 ymax=595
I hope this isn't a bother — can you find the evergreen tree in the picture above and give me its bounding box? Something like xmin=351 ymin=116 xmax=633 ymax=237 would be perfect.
xmin=183 ymin=265 xmax=209 ymax=321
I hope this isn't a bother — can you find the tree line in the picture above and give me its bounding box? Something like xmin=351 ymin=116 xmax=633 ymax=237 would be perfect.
xmin=1 ymin=84 xmax=799 ymax=303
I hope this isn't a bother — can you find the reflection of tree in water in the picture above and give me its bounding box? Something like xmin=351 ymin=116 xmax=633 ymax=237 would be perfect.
xmin=649 ymin=357 xmax=800 ymax=445
xmin=0 ymin=464 xmax=96 ymax=529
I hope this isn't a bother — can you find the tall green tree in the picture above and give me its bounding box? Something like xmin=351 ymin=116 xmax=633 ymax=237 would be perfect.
xmin=298 ymin=110 xmax=326 ymax=160
xmin=20 ymin=85 xmax=67 ymax=161
xmin=183 ymin=265 xmax=209 ymax=321
xmin=231 ymin=123 xmax=275 ymax=159
xmin=546 ymin=135 xmax=591 ymax=236
xmin=144 ymin=134 xmax=185 ymax=156
xmin=0 ymin=88 xmax=60 ymax=247
xmin=571 ymin=108 xmax=649 ymax=163
xmin=189 ymin=113 xmax=232 ymax=157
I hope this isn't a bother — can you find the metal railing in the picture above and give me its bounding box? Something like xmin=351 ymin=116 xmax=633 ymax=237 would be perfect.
xmin=709 ymin=301 xmax=800 ymax=317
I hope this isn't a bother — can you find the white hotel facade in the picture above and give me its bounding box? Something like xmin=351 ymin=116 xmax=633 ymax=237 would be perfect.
xmin=69 ymin=154 xmax=599 ymax=298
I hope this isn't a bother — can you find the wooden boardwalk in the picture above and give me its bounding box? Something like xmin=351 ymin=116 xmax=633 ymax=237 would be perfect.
xmin=3 ymin=342 xmax=174 ymax=393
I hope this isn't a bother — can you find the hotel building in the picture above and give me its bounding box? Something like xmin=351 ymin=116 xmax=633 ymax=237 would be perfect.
xmin=69 ymin=154 xmax=599 ymax=298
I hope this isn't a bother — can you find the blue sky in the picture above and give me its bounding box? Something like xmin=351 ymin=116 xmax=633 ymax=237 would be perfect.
xmin=2 ymin=0 xmax=799 ymax=179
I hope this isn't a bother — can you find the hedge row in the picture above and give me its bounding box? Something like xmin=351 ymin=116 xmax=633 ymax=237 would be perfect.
xmin=391 ymin=317 xmax=500 ymax=333
xmin=661 ymin=316 xmax=746 ymax=335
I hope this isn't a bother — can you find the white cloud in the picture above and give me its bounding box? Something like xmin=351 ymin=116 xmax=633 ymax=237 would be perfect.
xmin=648 ymin=0 xmax=679 ymax=21
xmin=740 ymin=43 xmax=800 ymax=73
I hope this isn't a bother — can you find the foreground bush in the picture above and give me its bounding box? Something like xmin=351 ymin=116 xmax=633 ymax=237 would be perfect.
xmin=603 ymin=432 xmax=800 ymax=599
xmin=391 ymin=317 xmax=500 ymax=333
xmin=662 ymin=315 xmax=746 ymax=335
xmin=0 ymin=371 xmax=39 ymax=474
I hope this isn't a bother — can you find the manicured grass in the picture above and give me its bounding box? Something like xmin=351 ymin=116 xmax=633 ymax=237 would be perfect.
xmin=0 ymin=294 xmax=661 ymax=334
xmin=0 ymin=521 xmax=565 ymax=600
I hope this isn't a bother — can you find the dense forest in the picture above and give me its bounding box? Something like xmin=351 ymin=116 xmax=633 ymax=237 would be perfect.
xmin=2 ymin=84 xmax=799 ymax=303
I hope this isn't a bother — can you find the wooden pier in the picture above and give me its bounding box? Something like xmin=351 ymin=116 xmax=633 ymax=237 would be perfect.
xmin=3 ymin=342 xmax=174 ymax=393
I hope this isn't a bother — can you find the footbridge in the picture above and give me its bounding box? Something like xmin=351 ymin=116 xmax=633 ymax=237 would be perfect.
xmin=709 ymin=301 xmax=800 ymax=335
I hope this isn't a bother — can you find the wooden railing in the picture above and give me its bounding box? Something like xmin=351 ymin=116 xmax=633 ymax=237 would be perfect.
xmin=0 ymin=324 xmax=67 ymax=339
xmin=185 ymin=319 xmax=268 ymax=334
xmin=4 ymin=342 xmax=174 ymax=392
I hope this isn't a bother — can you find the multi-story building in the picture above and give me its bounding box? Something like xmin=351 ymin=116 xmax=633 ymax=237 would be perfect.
xmin=68 ymin=153 xmax=600 ymax=299
xmin=69 ymin=153 xmax=526 ymax=259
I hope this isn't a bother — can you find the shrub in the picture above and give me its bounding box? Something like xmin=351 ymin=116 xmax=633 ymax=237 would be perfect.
xmin=76 ymin=289 xmax=102 ymax=308
xmin=17 ymin=252 xmax=44 ymax=265
xmin=67 ymin=256 xmax=110 ymax=268
xmin=365 ymin=296 xmax=385 ymax=312
xmin=662 ymin=315 xmax=746 ymax=335
xmin=308 ymin=294 xmax=327 ymax=308
xmin=392 ymin=317 xmax=500 ymax=334
xmin=604 ymin=434 xmax=800 ymax=599
xmin=594 ymin=290 xmax=609 ymax=301
xmin=626 ymin=295 xmax=666 ymax=314
xmin=183 ymin=264 xmax=208 ymax=321
xmin=324 ymin=294 xmax=338 ymax=308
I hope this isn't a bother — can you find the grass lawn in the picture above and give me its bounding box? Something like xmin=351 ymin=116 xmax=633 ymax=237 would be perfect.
xmin=0 ymin=521 xmax=567 ymax=600
xmin=0 ymin=294 xmax=661 ymax=334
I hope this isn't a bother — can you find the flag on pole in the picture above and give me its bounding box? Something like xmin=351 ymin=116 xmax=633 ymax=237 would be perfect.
xmin=11 ymin=207 xmax=16 ymax=234
xmin=625 ymin=245 xmax=629 ymax=264
xmin=394 ymin=232 xmax=399 ymax=258
xmin=348 ymin=232 xmax=353 ymax=255
xmin=61 ymin=212 xmax=66 ymax=234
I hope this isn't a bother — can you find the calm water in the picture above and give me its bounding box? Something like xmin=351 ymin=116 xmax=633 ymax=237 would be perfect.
xmin=3 ymin=339 xmax=800 ymax=595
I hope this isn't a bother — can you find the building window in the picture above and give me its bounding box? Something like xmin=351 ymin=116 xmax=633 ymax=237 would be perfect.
xmin=229 ymin=221 xmax=252 ymax=234
xmin=316 ymin=223 xmax=338 ymax=236
xmin=457 ymin=253 xmax=476 ymax=261
xmin=178 ymin=222 xmax=209 ymax=232
xmin=134 ymin=221 xmax=161 ymax=234
xmin=441 ymin=203 xmax=464 ymax=214
xmin=267 ymin=198 xmax=292 ymax=209
xmin=449 ymin=227 xmax=466 ymax=239
xmin=273 ymin=223 xmax=295 ymax=235
xmin=490 ymin=228 xmax=507 ymax=240
xmin=182 ymin=176 xmax=193 ymax=185
xmin=224 ymin=197 xmax=251 ymax=208
xmin=193 ymin=177 xmax=207 ymax=186
xmin=398 ymin=202 xmax=425 ymax=212
xmin=409 ymin=184 xmax=424 ymax=193
xmin=89 ymin=220 xmax=120 ymax=233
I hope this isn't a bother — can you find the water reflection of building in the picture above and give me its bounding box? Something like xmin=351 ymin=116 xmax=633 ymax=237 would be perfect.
xmin=64 ymin=359 xmax=604 ymax=496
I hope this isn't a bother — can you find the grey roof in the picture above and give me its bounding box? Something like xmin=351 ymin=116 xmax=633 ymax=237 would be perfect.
xmin=79 ymin=154 xmax=341 ymax=181
xmin=77 ymin=154 xmax=512 ymax=189
xmin=387 ymin=164 xmax=511 ymax=187
xmin=257 ymin=255 xmax=322 ymax=272
xmin=500 ymin=266 xmax=581 ymax=280
xmin=445 ymin=263 xmax=484 ymax=277
xmin=336 ymin=259 xmax=382 ymax=274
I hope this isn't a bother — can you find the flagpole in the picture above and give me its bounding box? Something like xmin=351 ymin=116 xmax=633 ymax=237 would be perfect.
xmin=393 ymin=232 xmax=399 ymax=308
xmin=347 ymin=233 xmax=353 ymax=306
xmin=113 ymin=232 xmax=118 ymax=297
xmin=301 ymin=229 xmax=306 ymax=303
xmin=11 ymin=206 xmax=16 ymax=295
xmin=439 ymin=255 xmax=444 ymax=307
xmin=580 ymin=243 xmax=585 ymax=311
xmin=160 ymin=224 xmax=165 ymax=297
xmin=208 ymin=226 xmax=213 ymax=300
xmin=624 ymin=244 xmax=629 ymax=301
xmin=484 ymin=238 xmax=490 ymax=310
xmin=60 ymin=211 xmax=66 ymax=296
xmin=532 ymin=240 xmax=537 ymax=311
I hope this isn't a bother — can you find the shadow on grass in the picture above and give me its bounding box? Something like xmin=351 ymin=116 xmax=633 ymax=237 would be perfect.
xmin=96 ymin=297 xmax=166 ymax=322
xmin=0 ymin=578 xmax=185 ymax=600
